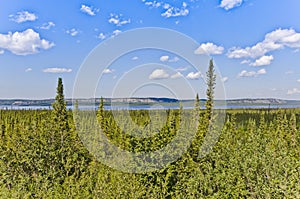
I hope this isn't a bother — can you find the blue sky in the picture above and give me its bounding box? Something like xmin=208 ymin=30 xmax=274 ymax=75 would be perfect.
xmin=0 ymin=0 xmax=300 ymax=99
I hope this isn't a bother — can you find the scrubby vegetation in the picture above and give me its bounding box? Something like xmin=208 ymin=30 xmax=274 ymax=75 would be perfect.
xmin=1 ymin=106 xmax=300 ymax=198
xmin=1 ymin=63 xmax=300 ymax=198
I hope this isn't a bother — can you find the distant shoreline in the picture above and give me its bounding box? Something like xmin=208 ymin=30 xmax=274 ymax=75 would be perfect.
xmin=0 ymin=97 xmax=300 ymax=110
xmin=0 ymin=97 xmax=300 ymax=107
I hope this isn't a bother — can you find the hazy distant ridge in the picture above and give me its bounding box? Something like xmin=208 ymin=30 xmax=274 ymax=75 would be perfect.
xmin=0 ymin=98 xmax=299 ymax=107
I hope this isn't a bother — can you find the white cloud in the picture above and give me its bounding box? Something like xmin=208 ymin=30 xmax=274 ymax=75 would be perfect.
xmin=220 ymin=0 xmax=243 ymax=10
xmin=144 ymin=1 xmax=161 ymax=8
xmin=66 ymin=28 xmax=79 ymax=36
xmin=160 ymin=55 xmax=169 ymax=62
xmin=109 ymin=18 xmax=119 ymax=25
xmin=0 ymin=49 xmax=4 ymax=54
xmin=227 ymin=28 xmax=300 ymax=65
xmin=238 ymin=70 xmax=256 ymax=77
xmin=163 ymin=3 xmax=171 ymax=9
xmin=237 ymin=68 xmax=266 ymax=78
xmin=145 ymin=2 xmax=153 ymax=6
xmin=149 ymin=69 xmax=169 ymax=79
xmin=112 ymin=30 xmax=122 ymax=36
xmin=250 ymin=55 xmax=274 ymax=67
xmin=265 ymin=28 xmax=300 ymax=48
xmin=40 ymin=22 xmax=55 ymax=30
xmin=159 ymin=55 xmax=179 ymax=62
xmin=98 ymin=33 xmax=106 ymax=40
xmin=221 ymin=77 xmax=229 ymax=82
xmin=132 ymin=56 xmax=139 ymax=60
xmin=176 ymin=66 xmax=189 ymax=72
xmin=80 ymin=5 xmax=99 ymax=16
xmin=287 ymin=88 xmax=300 ymax=95
xmin=9 ymin=11 xmax=38 ymax=23
xmin=171 ymin=72 xmax=183 ymax=79
xmin=297 ymin=79 xmax=300 ymax=82
xmin=143 ymin=1 xmax=189 ymax=18
xmin=194 ymin=42 xmax=224 ymax=55
xmin=43 ymin=68 xmax=72 ymax=73
xmin=0 ymin=29 xmax=54 ymax=55
xmin=240 ymin=60 xmax=250 ymax=64
xmin=25 ymin=68 xmax=32 ymax=72
xmin=186 ymin=71 xmax=202 ymax=80
xmin=108 ymin=13 xmax=131 ymax=26
xmin=161 ymin=2 xmax=189 ymax=18
xmin=102 ymin=68 xmax=114 ymax=74
xmin=257 ymin=68 xmax=266 ymax=75
xmin=228 ymin=41 xmax=281 ymax=59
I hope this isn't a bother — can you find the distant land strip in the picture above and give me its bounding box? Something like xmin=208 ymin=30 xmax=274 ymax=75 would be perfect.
xmin=0 ymin=98 xmax=300 ymax=107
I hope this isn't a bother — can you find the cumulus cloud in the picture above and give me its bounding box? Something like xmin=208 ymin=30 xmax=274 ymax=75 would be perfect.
xmin=194 ymin=42 xmax=224 ymax=55
xmin=160 ymin=55 xmax=169 ymax=62
xmin=227 ymin=28 xmax=300 ymax=66
xmin=102 ymin=68 xmax=114 ymax=74
xmin=40 ymin=22 xmax=55 ymax=30
xmin=186 ymin=71 xmax=202 ymax=80
xmin=171 ymin=72 xmax=183 ymax=79
xmin=0 ymin=29 xmax=54 ymax=55
xmin=9 ymin=11 xmax=38 ymax=23
xmin=220 ymin=0 xmax=243 ymax=10
xmin=257 ymin=68 xmax=266 ymax=75
xmin=237 ymin=68 xmax=266 ymax=78
xmin=0 ymin=49 xmax=4 ymax=54
xmin=149 ymin=69 xmax=169 ymax=79
xmin=80 ymin=5 xmax=99 ymax=16
xmin=143 ymin=1 xmax=189 ymax=18
xmin=108 ymin=13 xmax=131 ymax=26
xmin=25 ymin=68 xmax=32 ymax=72
xmin=240 ymin=60 xmax=250 ymax=64
xmin=98 ymin=33 xmax=106 ymax=40
xmin=112 ymin=30 xmax=122 ymax=37
xmin=287 ymin=88 xmax=300 ymax=95
xmin=250 ymin=55 xmax=274 ymax=67
xmin=238 ymin=70 xmax=256 ymax=77
xmin=159 ymin=55 xmax=179 ymax=62
xmin=132 ymin=56 xmax=139 ymax=60
xmin=228 ymin=40 xmax=281 ymax=59
xmin=161 ymin=2 xmax=189 ymax=18
xmin=144 ymin=1 xmax=161 ymax=8
xmin=43 ymin=68 xmax=72 ymax=73
xmin=297 ymin=79 xmax=300 ymax=83
xmin=66 ymin=28 xmax=79 ymax=36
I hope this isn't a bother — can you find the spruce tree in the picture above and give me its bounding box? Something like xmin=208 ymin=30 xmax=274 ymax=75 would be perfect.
xmin=195 ymin=93 xmax=200 ymax=108
xmin=97 ymin=97 xmax=104 ymax=129
xmin=193 ymin=93 xmax=200 ymax=122
xmin=205 ymin=59 xmax=216 ymax=122
xmin=51 ymin=77 xmax=69 ymax=183
xmin=52 ymin=77 xmax=69 ymax=133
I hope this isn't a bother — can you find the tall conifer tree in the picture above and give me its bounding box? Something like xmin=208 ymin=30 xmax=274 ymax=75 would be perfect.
xmin=52 ymin=77 xmax=69 ymax=133
xmin=205 ymin=59 xmax=216 ymax=122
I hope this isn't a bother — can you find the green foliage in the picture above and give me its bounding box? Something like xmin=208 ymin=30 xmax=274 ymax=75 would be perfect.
xmin=205 ymin=59 xmax=216 ymax=121
xmin=1 ymin=76 xmax=300 ymax=198
xmin=1 ymin=108 xmax=299 ymax=198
